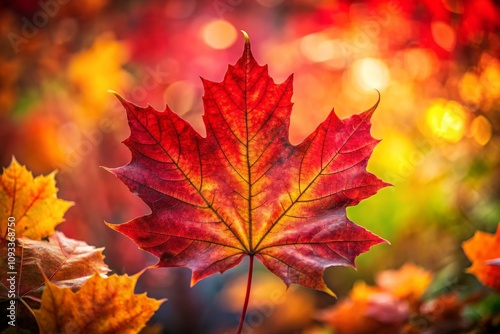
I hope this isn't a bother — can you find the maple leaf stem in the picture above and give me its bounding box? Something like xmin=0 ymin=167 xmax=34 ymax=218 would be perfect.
xmin=236 ymin=254 xmax=254 ymax=334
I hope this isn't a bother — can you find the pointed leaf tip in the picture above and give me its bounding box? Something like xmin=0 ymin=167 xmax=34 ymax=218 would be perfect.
xmin=107 ymin=89 xmax=121 ymax=99
xmin=241 ymin=30 xmax=249 ymax=44
xmin=365 ymin=90 xmax=381 ymax=117
xmin=108 ymin=90 xmax=129 ymax=105
xmin=322 ymin=285 xmax=337 ymax=298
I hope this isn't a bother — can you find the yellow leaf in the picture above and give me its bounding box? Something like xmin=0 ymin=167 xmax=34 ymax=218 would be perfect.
xmin=0 ymin=157 xmax=73 ymax=240
xmin=67 ymin=33 xmax=131 ymax=121
xmin=34 ymin=273 xmax=165 ymax=334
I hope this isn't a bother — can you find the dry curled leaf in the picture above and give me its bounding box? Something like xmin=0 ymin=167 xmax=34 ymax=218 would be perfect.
xmin=0 ymin=232 xmax=110 ymax=331
xmin=34 ymin=273 xmax=164 ymax=334
xmin=0 ymin=157 xmax=73 ymax=240
xmin=0 ymin=231 xmax=110 ymax=302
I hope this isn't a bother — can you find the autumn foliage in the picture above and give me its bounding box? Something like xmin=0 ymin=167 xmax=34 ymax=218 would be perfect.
xmin=0 ymin=157 xmax=73 ymax=240
xmin=106 ymin=35 xmax=388 ymax=295
xmin=320 ymin=264 xmax=433 ymax=334
xmin=0 ymin=158 xmax=163 ymax=333
xmin=34 ymin=273 xmax=163 ymax=333
xmin=463 ymin=226 xmax=500 ymax=291
xmin=0 ymin=232 xmax=109 ymax=303
xmin=1 ymin=19 xmax=500 ymax=332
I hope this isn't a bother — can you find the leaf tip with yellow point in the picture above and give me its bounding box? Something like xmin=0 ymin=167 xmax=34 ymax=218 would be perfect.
xmin=107 ymin=89 xmax=126 ymax=102
xmin=241 ymin=30 xmax=249 ymax=44
xmin=324 ymin=287 xmax=337 ymax=299
xmin=104 ymin=220 xmax=117 ymax=230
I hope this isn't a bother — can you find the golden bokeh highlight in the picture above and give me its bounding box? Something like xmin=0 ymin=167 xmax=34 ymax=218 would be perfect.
xmin=459 ymin=72 xmax=483 ymax=107
xmin=324 ymin=39 xmax=349 ymax=69
xmin=404 ymin=48 xmax=436 ymax=80
xmin=470 ymin=115 xmax=492 ymax=146
xmin=67 ymin=33 xmax=131 ymax=121
xmin=480 ymin=61 xmax=500 ymax=99
xmin=426 ymin=99 xmax=468 ymax=143
xmin=202 ymin=20 xmax=237 ymax=49
xmin=352 ymin=58 xmax=390 ymax=91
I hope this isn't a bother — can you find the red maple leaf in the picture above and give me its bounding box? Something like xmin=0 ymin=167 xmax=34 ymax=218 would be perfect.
xmin=106 ymin=34 xmax=389 ymax=295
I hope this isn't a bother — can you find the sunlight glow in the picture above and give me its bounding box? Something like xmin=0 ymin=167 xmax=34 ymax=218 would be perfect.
xmin=404 ymin=48 xmax=436 ymax=80
xmin=481 ymin=62 xmax=500 ymax=99
xmin=300 ymin=32 xmax=336 ymax=63
xmin=459 ymin=72 xmax=483 ymax=107
xmin=202 ymin=20 xmax=237 ymax=49
xmin=471 ymin=115 xmax=492 ymax=146
xmin=426 ymin=99 xmax=467 ymax=143
xmin=352 ymin=58 xmax=390 ymax=91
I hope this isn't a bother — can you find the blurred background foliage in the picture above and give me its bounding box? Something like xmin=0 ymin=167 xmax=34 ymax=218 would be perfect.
xmin=0 ymin=0 xmax=499 ymax=333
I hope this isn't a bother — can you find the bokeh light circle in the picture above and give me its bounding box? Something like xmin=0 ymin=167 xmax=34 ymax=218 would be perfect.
xmin=352 ymin=58 xmax=390 ymax=91
xmin=202 ymin=20 xmax=238 ymax=50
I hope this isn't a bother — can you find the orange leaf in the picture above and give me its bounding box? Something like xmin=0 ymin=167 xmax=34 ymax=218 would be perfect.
xmin=0 ymin=157 xmax=73 ymax=240
xmin=462 ymin=224 xmax=500 ymax=291
xmin=33 ymin=272 xmax=164 ymax=334
xmin=320 ymin=282 xmax=406 ymax=334
xmin=375 ymin=263 xmax=432 ymax=304
xmin=320 ymin=264 xmax=433 ymax=334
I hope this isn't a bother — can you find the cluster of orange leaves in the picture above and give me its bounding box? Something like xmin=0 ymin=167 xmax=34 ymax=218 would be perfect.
xmin=320 ymin=228 xmax=500 ymax=334
xmin=320 ymin=264 xmax=435 ymax=334
xmin=0 ymin=157 xmax=163 ymax=333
